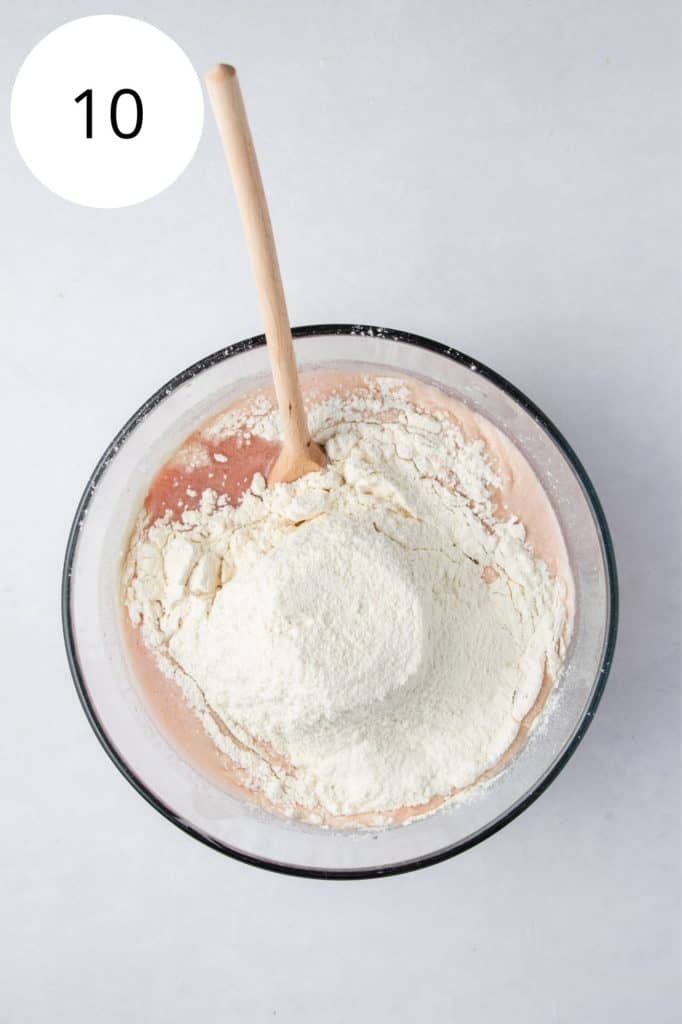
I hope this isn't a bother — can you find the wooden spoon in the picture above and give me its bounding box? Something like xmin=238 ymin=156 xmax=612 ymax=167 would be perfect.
xmin=205 ymin=63 xmax=326 ymax=485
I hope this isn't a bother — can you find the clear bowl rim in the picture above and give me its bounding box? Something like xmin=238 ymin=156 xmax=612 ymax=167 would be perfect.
xmin=61 ymin=323 xmax=619 ymax=880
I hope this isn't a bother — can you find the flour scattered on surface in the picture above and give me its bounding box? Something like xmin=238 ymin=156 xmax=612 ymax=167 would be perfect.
xmin=123 ymin=378 xmax=569 ymax=825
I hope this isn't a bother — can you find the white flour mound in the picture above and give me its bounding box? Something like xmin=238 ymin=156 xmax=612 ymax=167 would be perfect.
xmin=124 ymin=380 xmax=568 ymax=823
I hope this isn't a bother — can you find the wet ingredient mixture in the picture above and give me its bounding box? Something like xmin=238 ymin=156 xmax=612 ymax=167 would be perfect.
xmin=122 ymin=374 xmax=571 ymax=827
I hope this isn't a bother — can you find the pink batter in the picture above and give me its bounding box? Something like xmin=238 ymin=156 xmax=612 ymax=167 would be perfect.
xmin=121 ymin=372 xmax=573 ymax=827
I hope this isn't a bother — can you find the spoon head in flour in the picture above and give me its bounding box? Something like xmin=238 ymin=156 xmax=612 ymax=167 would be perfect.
xmin=267 ymin=439 xmax=327 ymax=486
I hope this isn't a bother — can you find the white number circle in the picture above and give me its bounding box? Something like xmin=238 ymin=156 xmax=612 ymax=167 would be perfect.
xmin=10 ymin=15 xmax=204 ymax=208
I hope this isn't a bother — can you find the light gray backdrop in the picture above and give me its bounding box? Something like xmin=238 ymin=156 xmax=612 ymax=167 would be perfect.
xmin=1 ymin=1 xmax=679 ymax=1021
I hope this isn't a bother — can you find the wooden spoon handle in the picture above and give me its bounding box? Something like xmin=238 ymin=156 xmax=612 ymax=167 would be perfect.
xmin=205 ymin=64 xmax=310 ymax=453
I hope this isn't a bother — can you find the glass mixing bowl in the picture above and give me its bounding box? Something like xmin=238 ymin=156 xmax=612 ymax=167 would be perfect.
xmin=62 ymin=325 xmax=618 ymax=879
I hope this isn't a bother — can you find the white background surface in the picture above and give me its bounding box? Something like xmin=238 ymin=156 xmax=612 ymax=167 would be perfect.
xmin=1 ymin=2 xmax=679 ymax=1021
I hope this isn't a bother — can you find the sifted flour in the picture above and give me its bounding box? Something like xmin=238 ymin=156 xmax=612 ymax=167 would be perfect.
xmin=124 ymin=377 xmax=569 ymax=824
